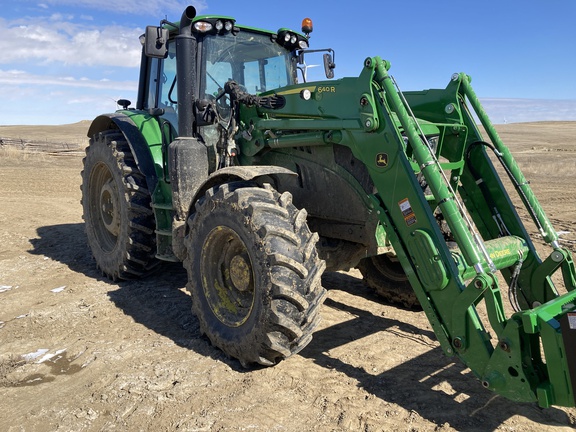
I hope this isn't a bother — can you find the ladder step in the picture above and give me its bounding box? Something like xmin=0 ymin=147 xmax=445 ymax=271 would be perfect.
xmin=153 ymin=203 xmax=173 ymax=210
xmin=155 ymin=254 xmax=180 ymax=262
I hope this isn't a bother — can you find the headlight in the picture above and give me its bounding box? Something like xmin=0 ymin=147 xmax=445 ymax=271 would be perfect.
xmin=300 ymin=89 xmax=312 ymax=100
xmin=298 ymin=40 xmax=309 ymax=49
xmin=194 ymin=21 xmax=213 ymax=32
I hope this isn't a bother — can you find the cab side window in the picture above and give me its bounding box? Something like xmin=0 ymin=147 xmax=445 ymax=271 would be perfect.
xmin=145 ymin=41 xmax=177 ymax=110
xmin=159 ymin=42 xmax=177 ymax=109
xmin=146 ymin=57 xmax=160 ymax=109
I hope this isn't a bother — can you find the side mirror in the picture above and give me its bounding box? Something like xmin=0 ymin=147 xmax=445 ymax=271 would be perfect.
xmin=298 ymin=51 xmax=305 ymax=65
xmin=323 ymin=53 xmax=335 ymax=79
xmin=144 ymin=26 xmax=169 ymax=58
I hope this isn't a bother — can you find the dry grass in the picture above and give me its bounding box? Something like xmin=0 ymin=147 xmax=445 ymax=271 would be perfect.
xmin=0 ymin=145 xmax=47 ymax=163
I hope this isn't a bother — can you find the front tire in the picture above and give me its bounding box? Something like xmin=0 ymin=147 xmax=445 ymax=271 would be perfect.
xmin=81 ymin=129 xmax=159 ymax=280
xmin=184 ymin=182 xmax=326 ymax=367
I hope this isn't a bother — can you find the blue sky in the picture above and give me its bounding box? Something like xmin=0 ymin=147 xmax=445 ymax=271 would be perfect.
xmin=2 ymin=0 xmax=576 ymax=125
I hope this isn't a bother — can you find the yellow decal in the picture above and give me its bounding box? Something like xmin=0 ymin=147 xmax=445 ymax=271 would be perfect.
xmin=317 ymin=86 xmax=336 ymax=94
xmin=376 ymin=153 xmax=388 ymax=167
xmin=490 ymin=249 xmax=511 ymax=259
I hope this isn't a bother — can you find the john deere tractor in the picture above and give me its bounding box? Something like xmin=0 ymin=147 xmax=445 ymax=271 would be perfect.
xmin=82 ymin=5 xmax=576 ymax=407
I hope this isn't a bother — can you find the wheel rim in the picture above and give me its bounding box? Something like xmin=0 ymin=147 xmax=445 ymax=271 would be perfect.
xmin=200 ymin=226 xmax=256 ymax=327
xmin=89 ymin=162 xmax=120 ymax=252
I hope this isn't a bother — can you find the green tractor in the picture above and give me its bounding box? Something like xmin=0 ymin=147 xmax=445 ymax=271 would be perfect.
xmin=82 ymin=5 xmax=576 ymax=407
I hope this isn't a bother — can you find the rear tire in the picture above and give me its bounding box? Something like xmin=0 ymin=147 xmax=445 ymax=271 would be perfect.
xmin=81 ymin=129 xmax=159 ymax=280
xmin=356 ymin=254 xmax=420 ymax=309
xmin=184 ymin=182 xmax=326 ymax=367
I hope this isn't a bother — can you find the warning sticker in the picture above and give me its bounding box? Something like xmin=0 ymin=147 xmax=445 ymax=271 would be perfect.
xmin=405 ymin=214 xmax=417 ymax=226
xmin=399 ymin=198 xmax=417 ymax=226
xmin=399 ymin=198 xmax=413 ymax=217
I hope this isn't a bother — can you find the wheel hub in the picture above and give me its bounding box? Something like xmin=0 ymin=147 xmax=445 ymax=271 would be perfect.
xmin=201 ymin=227 xmax=255 ymax=327
xmin=229 ymin=254 xmax=252 ymax=292
xmin=100 ymin=179 xmax=120 ymax=236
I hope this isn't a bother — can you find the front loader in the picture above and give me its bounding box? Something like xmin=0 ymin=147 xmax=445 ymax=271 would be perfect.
xmin=82 ymin=5 xmax=576 ymax=407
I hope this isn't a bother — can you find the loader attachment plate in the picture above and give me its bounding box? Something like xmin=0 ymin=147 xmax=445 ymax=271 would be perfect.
xmin=561 ymin=312 xmax=576 ymax=405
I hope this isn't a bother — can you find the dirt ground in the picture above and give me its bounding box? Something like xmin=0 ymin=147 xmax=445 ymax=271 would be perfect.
xmin=1 ymin=121 xmax=576 ymax=431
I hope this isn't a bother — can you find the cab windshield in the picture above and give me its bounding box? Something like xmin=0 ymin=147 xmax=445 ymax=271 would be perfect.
xmin=201 ymin=30 xmax=296 ymax=97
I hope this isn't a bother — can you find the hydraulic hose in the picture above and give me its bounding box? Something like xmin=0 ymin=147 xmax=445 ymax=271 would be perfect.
xmin=465 ymin=140 xmax=546 ymax=240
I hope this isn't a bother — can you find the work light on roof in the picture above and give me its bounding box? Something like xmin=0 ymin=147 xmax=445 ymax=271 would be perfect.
xmin=276 ymin=28 xmax=308 ymax=51
xmin=194 ymin=21 xmax=213 ymax=32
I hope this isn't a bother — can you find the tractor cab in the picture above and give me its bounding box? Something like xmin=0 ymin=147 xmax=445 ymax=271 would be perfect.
xmin=137 ymin=6 xmax=332 ymax=147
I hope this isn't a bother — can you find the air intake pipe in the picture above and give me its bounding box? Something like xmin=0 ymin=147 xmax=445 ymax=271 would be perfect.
xmin=176 ymin=6 xmax=197 ymax=137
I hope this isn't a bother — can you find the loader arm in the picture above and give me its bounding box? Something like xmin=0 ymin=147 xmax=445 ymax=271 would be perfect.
xmin=367 ymin=57 xmax=576 ymax=408
xmin=237 ymin=56 xmax=576 ymax=407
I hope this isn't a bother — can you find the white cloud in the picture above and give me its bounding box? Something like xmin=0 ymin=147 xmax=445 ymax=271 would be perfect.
xmin=50 ymin=13 xmax=74 ymax=21
xmin=0 ymin=75 xmax=137 ymax=125
xmin=0 ymin=1 xmax=209 ymax=125
xmin=22 ymin=0 xmax=207 ymax=16
xmin=0 ymin=17 xmax=142 ymax=67
xmin=0 ymin=69 xmax=137 ymax=91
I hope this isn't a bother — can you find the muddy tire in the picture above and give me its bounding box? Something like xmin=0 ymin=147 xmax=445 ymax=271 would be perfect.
xmin=184 ymin=182 xmax=326 ymax=367
xmin=356 ymin=254 xmax=420 ymax=309
xmin=81 ymin=129 xmax=159 ymax=280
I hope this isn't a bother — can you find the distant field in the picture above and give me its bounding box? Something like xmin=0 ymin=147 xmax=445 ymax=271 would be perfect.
xmin=0 ymin=121 xmax=90 ymax=155
xmin=2 ymin=119 xmax=576 ymax=151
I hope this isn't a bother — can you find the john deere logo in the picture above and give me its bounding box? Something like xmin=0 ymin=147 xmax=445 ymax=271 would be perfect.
xmin=376 ymin=153 xmax=388 ymax=167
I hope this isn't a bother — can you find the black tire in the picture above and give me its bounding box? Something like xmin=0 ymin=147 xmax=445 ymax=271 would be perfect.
xmin=81 ymin=129 xmax=159 ymax=280
xmin=356 ymin=254 xmax=420 ymax=309
xmin=184 ymin=182 xmax=326 ymax=367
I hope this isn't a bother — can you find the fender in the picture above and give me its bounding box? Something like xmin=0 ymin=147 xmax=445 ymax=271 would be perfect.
xmin=87 ymin=113 xmax=163 ymax=196
xmin=170 ymin=165 xmax=298 ymax=261
xmin=189 ymin=165 xmax=298 ymax=211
